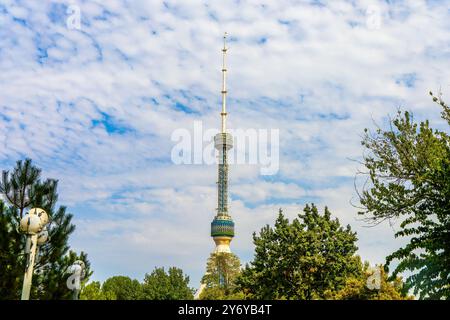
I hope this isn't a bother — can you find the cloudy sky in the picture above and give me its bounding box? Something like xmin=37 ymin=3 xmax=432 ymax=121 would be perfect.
xmin=1 ymin=0 xmax=449 ymax=287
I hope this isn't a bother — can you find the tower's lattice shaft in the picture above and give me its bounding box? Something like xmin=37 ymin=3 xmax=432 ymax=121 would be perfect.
xmin=217 ymin=143 xmax=228 ymax=214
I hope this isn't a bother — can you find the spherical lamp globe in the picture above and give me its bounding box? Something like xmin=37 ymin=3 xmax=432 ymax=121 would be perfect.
xmin=20 ymin=214 xmax=42 ymax=235
xmin=37 ymin=229 xmax=49 ymax=245
xmin=29 ymin=208 xmax=49 ymax=226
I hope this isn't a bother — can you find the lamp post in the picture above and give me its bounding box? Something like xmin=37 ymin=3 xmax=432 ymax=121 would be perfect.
xmin=19 ymin=208 xmax=49 ymax=300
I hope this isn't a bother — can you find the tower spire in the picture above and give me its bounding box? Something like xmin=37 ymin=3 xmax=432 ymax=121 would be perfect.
xmin=221 ymin=32 xmax=228 ymax=133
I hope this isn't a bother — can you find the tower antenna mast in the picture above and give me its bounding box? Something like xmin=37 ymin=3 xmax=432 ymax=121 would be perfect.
xmin=221 ymin=32 xmax=228 ymax=133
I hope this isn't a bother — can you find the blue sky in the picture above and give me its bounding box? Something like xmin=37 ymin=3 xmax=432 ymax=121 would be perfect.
xmin=1 ymin=0 xmax=450 ymax=288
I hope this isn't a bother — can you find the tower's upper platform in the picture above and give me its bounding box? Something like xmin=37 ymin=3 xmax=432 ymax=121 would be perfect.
xmin=211 ymin=214 xmax=235 ymax=238
xmin=214 ymin=132 xmax=233 ymax=151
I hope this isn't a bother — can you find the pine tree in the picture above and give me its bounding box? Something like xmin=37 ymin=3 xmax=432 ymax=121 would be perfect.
xmin=0 ymin=201 xmax=23 ymax=299
xmin=0 ymin=159 xmax=91 ymax=299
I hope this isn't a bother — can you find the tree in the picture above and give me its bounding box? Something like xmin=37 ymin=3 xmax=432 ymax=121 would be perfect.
xmin=0 ymin=159 xmax=91 ymax=299
xmin=0 ymin=200 xmax=24 ymax=299
xmin=357 ymin=94 xmax=450 ymax=299
xmin=102 ymin=276 xmax=142 ymax=300
xmin=236 ymin=204 xmax=361 ymax=299
xmin=200 ymin=252 xmax=243 ymax=300
xmin=325 ymin=262 xmax=412 ymax=300
xmin=141 ymin=267 xmax=194 ymax=300
xmin=80 ymin=281 xmax=109 ymax=300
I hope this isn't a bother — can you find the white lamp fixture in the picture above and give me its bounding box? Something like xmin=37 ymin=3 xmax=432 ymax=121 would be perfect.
xmin=29 ymin=207 xmax=49 ymax=226
xmin=37 ymin=228 xmax=49 ymax=246
xmin=20 ymin=214 xmax=42 ymax=235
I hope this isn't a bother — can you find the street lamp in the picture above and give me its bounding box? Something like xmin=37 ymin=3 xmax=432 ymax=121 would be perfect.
xmin=19 ymin=208 xmax=50 ymax=300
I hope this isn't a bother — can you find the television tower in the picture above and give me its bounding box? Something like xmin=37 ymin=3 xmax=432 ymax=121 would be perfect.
xmin=210 ymin=32 xmax=235 ymax=253
xmin=194 ymin=32 xmax=234 ymax=299
xmin=194 ymin=33 xmax=235 ymax=299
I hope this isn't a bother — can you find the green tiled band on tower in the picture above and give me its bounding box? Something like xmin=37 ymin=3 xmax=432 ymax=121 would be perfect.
xmin=211 ymin=215 xmax=235 ymax=238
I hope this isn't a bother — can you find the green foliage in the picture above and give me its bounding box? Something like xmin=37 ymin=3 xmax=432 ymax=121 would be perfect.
xmin=102 ymin=276 xmax=142 ymax=300
xmin=80 ymin=281 xmax=110 ymax=300
xmin=0 ymin=159 xmax=91 ymax=299
xmin=0 ymin=200 xmax=24 ymax=299
xmin=200 ymin=252 xmax=242 ymax=300
xmin=326 ymin=262 xmax=413 ymax=300
xmin=358 ymin=94 xmax=450 ymax=299
xmin=80 ymin=267 xmax=194 ymax=300
xmin=236 ymin=204 xmax=361 ymax=299
xmin=141 ymin=267 xmax=194 ymax=300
